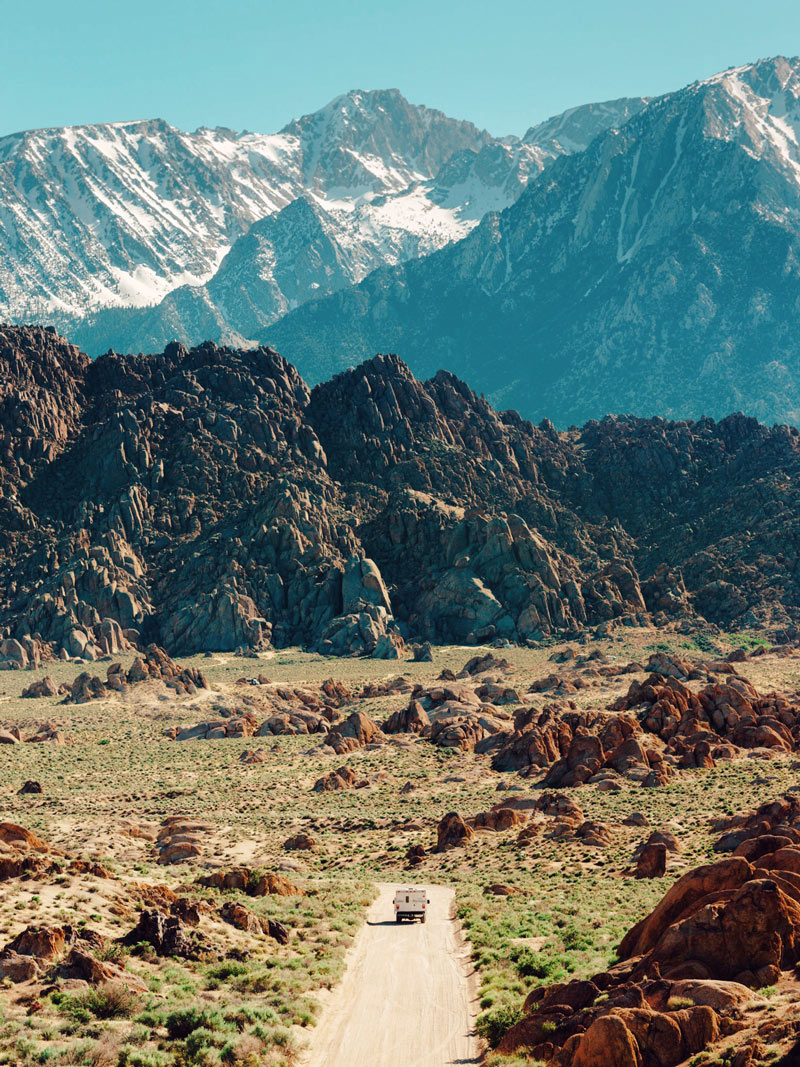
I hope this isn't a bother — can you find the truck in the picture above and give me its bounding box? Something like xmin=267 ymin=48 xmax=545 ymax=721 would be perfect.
xmin=393 ymin=887 xmax=430 ymax=923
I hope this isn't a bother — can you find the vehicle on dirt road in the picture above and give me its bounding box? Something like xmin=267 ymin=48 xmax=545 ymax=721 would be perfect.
xmin=394 ymin=887 xmax=430 ymax=923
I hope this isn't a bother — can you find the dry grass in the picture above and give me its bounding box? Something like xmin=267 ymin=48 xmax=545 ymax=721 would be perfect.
xmin=0 ymin=628 xmax=798 ymax=1064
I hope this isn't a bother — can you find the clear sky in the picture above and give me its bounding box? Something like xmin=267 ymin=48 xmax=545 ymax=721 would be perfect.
xmin=3 ymin=0 xmax=800 ymax=138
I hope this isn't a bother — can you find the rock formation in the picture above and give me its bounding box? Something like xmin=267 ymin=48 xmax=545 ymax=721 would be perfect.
xmin=499 ymin=793 xmax=800 ymax=1064
xmin=4 ymin=327 xmax=800 ymax=657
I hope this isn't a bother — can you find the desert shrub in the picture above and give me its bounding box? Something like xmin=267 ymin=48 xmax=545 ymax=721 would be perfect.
xmin=80 ymin=984 xmax=140 ymax=1020
xmin=182 ymin=1027 xmax=226 ymax=1060
xmin=561 ymin=925 xmax=593 ymax=953
xmin=508 ymin=946 xmax=562 ymax=981
xmin=165 ymin=1007 xmax=226 ymax=1041
xmin=476 ymin=1005 xmax=523 ymax=1049
xmin=117 ymin=1049 xmax=170 ymax=1067
xmin=205 ymin=961 xmax=249 ymax=983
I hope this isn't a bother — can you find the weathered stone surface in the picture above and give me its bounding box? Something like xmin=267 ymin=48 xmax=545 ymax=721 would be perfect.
xmin=154 ymin=816 xmax=211 ymax=865
xmin=6 ymin=330 xmax=800 ymax=661
xmin=313 ymin=766 xmax=358 ymax=792
xmin=121 ymin=908 xmax=204 ymax=958
xmin=435 ymin=812 xmax=474 ymax=852
xmin=325 ymin=711 xmax=384 ymax=754
xmin=635 ymin=841 xmax=668 ymax=879
xmin=197 ymin=867 xmax=301 ymax=897
xmin=283 ymin=832 xmax=317 ymax=852
xmin=498 ymin=795 xmax=800 ymax=1063
xmin=21 ymin=676 xmax=57 ymax=698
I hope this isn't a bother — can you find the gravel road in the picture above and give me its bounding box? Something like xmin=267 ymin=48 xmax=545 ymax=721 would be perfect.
xmin=303 ymin=882 xmax=480 ymax=1067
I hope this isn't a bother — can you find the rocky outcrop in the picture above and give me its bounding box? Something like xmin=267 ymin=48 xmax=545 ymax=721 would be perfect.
xmin=63 ymin=645 xmax=207 ymax=704
xmin=283 ymin=832 xmax=317 ymax=851
xmin=435 ymin=812 xmax=475 ymax=851
xmin=498 ymin=795 xmax=800 ymax=1064
xmin=165 ymin=710 xmax=258 ymax=741
xmin=5 ymin=329 xmax=800 ymax=657
xmin=219 ymin=901 xmax=289 ymax=943
xmin=21 ymin=676 xmax=57 ymax=698
xmin=325 ymin=711 xmax=384 ymax=754
xmin=383 ymin=676 xmax=513 ymax=751
xmin=197 ymin=868 xmax=301 ymax=897
xmin=481 ymin=661 xmax=800 ymax=790
xmin=121 ymin=908 xmax=206 ymax=958
xmin=0 ymin=922 xmax=142 ymax=988
xmin=313 ymin=766 xmax=359 ymax=792
xmin=154 ymin=816 xmax=211 ymax=865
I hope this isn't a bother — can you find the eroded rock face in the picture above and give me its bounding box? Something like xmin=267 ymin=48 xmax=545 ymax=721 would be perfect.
xmin=325 ymin=711 xmax=384 ymax=754
xmin=5 ymin=330 xmax=800 ymax=657
xmin=219 ymin=901 xmax=288 ymax=943
xmin=197 ymin=868 xmax=301 ymax=897
xmin=499 ymin=795 xmax=800 ymax=1065
xmin=313 ymin=766 xmax=359 ymax=792
xmin=482 ymin=659 xmax=800 ymax=791
xmin=435 ymin=812 xmax=474 ymax=852
xmin=121 ymin=908 xmax=205 ymax=958
xmin=63 ymin=645 xmax=207 ymax=705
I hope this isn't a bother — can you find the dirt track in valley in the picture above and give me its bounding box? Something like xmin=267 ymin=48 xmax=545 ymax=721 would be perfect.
xmin=302 ymin=882 xmax=481 ymax=1067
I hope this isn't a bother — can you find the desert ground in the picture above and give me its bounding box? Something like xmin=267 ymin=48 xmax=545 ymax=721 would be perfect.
xmin=1 ymin=628 xmax=800 ymax=1067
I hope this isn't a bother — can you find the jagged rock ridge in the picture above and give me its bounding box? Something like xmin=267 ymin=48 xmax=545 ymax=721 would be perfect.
xmin=2 ymin=325 xmax=800 ymax=659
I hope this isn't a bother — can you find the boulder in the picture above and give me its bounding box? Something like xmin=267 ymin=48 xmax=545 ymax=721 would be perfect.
xmin=121 ymin=908 xmax=203 ymax=958
xmin=326 ymin=711 xmax=384 ymax=754
xmin=0 ymin=951 xmax=38 ymax=982
xmin=383 ymin=699 xmax=431 ymax=736
xmin=21 ymin=676 xmax=57 ymax=698
xmin=313 ymin=766 xmax=358 ymax=792
xmin=435 ymin=812 xmax=474 ymax=852
xmin=635 ymin=841 xmax=667 ymax=879
xmin=283 ymin=832 xmax=317 ymax=852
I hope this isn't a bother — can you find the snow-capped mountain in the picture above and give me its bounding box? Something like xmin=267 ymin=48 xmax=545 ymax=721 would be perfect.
xmin=0 ymin=88 xmax=645 ymax=351
xmin=265 ymin=56 xmax=800 ymax=427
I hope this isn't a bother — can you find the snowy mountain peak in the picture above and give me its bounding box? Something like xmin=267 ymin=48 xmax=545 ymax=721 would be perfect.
xmin=11 ymin=60 xmax=800 ymax=368
xmin=3 ymin=83 xmax=632 ymax=344
xmin=692 ymin=56 xmax=800 ymax=195
xmin=280 ymin=87 xmax=492 ymax=193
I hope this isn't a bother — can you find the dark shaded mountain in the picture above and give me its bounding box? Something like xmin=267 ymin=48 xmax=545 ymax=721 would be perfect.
xmin=2 ymin=325 xmax=800 ymax=662
xmin=265 ymin=57 xmax=800 ymax=427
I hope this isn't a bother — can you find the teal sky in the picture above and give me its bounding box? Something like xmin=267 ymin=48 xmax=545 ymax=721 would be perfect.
xmin=3 ymin=0 xmax=800 ymax=138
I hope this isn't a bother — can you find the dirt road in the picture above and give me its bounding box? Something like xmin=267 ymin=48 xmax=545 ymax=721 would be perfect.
xmin=303 ymin=883 xmax=481 ymax=1067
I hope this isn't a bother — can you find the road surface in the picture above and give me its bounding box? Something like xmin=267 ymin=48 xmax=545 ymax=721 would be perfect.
xmin=303 ymin=883 xmax=481 ymax=1067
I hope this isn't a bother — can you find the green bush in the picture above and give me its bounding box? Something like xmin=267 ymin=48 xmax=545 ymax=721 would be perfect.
xmin=80 ymin=983 xmax=140 ymax=1020
xmin=476 ymin=1005 xmax=524 ymax=1049
xmin=509 ymin=946 xmax=562 ymax=981
xmin=165 ymin=1007 xmax=226 ymax=1040
xmin=118 ymin=1048 xmax=170 ymax=1067
xmin=561 ymin=925 xmax=593 ymax=952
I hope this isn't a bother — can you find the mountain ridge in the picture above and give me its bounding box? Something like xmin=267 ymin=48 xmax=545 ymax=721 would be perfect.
xmin=263 ymin=55 xmax=800 ymax=427
xmin=0 ymin=87 xmax=645 ymax=354
xmin=2 ymin=323 xmax=800 ymax=661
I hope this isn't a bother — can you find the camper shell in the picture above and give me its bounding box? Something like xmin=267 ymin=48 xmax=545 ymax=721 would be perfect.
xmin=393 ymin=887 xmax=429 ymax=923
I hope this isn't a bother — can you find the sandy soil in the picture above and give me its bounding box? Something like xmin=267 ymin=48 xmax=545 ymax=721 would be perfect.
xmin=302 ymin=882 xmax=480 ymax=1067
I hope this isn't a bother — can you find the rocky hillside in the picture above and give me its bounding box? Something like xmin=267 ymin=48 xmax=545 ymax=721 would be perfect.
xmin=0 ymin=90 xmax=642 ymax=355
xmin=267 ymin=56 xmax=800 ymax=426
xmin=3 ymin=325 xmax=800 ymax=661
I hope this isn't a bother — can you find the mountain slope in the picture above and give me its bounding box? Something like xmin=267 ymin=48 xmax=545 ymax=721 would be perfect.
xmin=0 ymin=90 xmax=645 ymax=354
xmin=3 ymin=326 xmax=800 ymax=661
xmin=264 ymin=56 xmax=800 ymax=426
